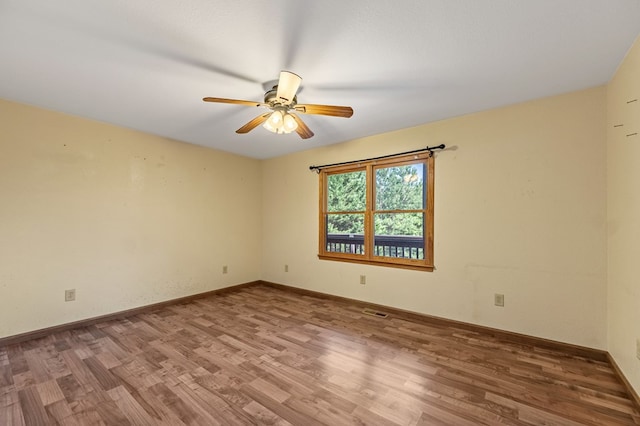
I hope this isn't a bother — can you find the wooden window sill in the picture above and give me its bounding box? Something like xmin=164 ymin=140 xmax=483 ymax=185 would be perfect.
xmin=318 ymin=254 xmax=434 ymax=272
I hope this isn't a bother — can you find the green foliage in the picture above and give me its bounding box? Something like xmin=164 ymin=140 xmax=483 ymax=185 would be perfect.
xmin=327 ymin=214 xmax=364 ymax=234
xmin=327 ymin=170 xmax=365 ymax=233
xmin=375 ymin=165 xmax=424 ymax=236
xmin=375 ymin=165 xmax=423 ymax=210
xmin=326 ymin=164 xmax=425 ymax=236
xmin=327 ymin=171 xmax=366 ymax=212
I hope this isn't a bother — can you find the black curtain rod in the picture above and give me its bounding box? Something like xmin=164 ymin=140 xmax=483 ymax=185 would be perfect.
xmin=309 ymin=144 xmax=446 ymax=172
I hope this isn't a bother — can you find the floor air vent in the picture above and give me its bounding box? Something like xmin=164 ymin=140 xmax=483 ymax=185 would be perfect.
xmin=362 ymin=308 xmax=388 ymax=318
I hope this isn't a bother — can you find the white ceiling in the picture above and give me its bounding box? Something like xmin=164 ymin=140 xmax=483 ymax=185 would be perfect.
xmin=1 ymin=1 xmax=639 ymax=159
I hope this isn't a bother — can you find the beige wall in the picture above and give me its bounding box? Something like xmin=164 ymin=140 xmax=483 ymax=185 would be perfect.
xmin=4 ymin=70 xmax=633 ymax=390
xmin=262 ymin=87 xmax=608 ymax=349
xmin=607 ymin=36 xmax=640 ymax=394
xmin=0 ymin=99 xmax=262 ymax=338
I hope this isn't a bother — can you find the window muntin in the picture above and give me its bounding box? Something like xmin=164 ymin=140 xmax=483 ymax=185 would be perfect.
xmin=319 ymin=153 xmax=434 ymax=271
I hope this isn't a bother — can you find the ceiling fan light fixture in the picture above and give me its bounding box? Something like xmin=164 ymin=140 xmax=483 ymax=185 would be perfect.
xmin=203 ymin=70 xmax=352 ymax=139
xmin=263 ymin=110 xmax=298 ymax=134
xmin=263 ymin=110 xmax=284 ymax=133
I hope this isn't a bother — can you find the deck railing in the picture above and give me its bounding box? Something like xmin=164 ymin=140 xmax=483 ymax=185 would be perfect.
xmin=326 ymin=233 xmax=424 ymax=259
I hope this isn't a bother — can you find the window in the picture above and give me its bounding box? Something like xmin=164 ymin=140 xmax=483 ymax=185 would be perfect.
xmin=318 ymin=152 xmax=434 ymax=271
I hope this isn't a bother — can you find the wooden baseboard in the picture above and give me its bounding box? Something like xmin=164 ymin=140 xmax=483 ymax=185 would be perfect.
xmin=0 ymin=279 xmax=611 ymax=363
xmin=258 ymin=280 xmax=609 ymax=362
xmin=607 ymin=352 xmax=640 ymax=411
xmin=0 ymin=281 xmax=258 ymax=347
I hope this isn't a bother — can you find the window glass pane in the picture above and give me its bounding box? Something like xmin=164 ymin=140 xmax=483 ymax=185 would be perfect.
xmin=375 ymin=164 xmax=425 ymax=211
xmin=327 ymin=171 xmax=366 ymax=212
xmin=326 ymin=214 xmax=365 ymax=255
xmin=327 ymin=213 xmax=365 ymax=234
xmin=374 ymin=213 xmax=424 ymax=259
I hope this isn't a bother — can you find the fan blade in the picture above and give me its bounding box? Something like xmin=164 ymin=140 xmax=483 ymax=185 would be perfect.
xmin=203 ymin=97 xmax=262 ymax=107
xmin=236 ymin=112 xmax=272 ymax=134
xmin=294 ymin=104 xmax=353 ymax=118
xmin=290 ymin=113 xmax=314 ymax=139
xmin=276 ymin=71 xmax=302 ymax=105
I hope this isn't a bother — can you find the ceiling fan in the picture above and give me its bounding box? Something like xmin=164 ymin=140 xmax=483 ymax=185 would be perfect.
xmin=203 ymin=71 xmax=353 ymax=139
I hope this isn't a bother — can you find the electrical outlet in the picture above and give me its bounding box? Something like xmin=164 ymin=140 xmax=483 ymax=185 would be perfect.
xmin=494 ymin=293 xmax=504 ymax=307
xmin=285 ymin=264 xmax=289 ymax=272
xmin=636 ymin=338 xmax=640 ymax=361
xmin=222 ymin=265 xmax=228 ymax=274
xmin=360 ymin=275 xmax=366 ymax=285
xmin=65 ymin=289 xmax=76 ymax=302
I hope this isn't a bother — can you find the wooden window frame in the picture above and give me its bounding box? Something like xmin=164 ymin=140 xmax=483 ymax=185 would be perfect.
xmin=318 ymin=152 xmax=434 ymax=271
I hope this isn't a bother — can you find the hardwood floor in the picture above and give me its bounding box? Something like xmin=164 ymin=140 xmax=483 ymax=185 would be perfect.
xmin=1 ymin=284 xmax=639 ymax=425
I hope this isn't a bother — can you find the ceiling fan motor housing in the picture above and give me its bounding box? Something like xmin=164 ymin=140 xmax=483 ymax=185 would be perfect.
xmin=264 ymin=86 xmax=297 ymax=108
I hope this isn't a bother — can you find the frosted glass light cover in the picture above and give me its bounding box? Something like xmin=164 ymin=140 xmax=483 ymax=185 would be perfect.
xmin=283 ymin=113 xmax=298 ymax=133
